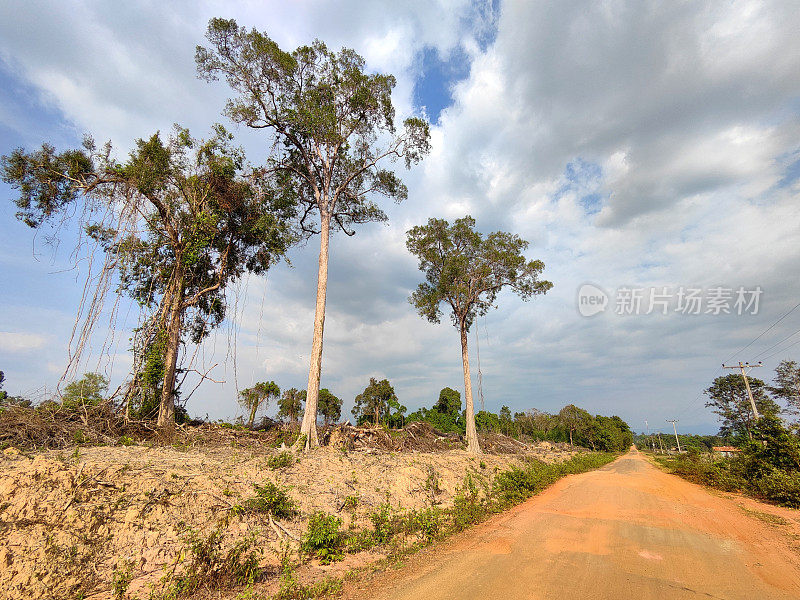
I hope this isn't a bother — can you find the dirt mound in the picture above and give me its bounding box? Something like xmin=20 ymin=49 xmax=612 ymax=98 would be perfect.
xmin=0 ymin=436 xmax=578 ymax=600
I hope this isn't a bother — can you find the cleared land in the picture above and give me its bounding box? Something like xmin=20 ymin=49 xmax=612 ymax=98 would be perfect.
xmin=0 ymin=424 xmax=577 ymax=600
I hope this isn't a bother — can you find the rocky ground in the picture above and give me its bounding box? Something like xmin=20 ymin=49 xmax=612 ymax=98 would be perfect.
xmin=0 ymin=423 xmax=578 ymax=600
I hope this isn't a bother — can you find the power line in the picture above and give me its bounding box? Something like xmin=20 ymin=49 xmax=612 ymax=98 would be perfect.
xmin=724 ymin=300 xmax=800 ymax=364
xmin=751 ymin=326 xmax=800 ymax=361
xmin=759 ymin=337 xmax=800 ymax=363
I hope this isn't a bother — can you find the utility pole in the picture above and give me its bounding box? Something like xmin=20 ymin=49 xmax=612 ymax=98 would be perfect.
xmin=722 ymin=361 xmax=762 ymax=420
xmin=666 ymin=419 xmax=681 ymax=453
xmin=645 ymin=420 xmax=655 ymax=452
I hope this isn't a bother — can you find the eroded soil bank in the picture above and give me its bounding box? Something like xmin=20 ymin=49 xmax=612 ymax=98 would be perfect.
xmin=0 ymin=427 xmax=577 ymax=600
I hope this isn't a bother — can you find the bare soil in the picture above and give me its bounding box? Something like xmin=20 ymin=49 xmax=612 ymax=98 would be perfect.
xmin=347 ymin=449 xmax=800 ymax=600
xmin=0 ymin=423 xmax=576 ymax=600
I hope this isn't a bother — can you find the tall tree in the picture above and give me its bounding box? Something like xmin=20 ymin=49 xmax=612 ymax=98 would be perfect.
xmin=406 ymin=216 xmax=552 ymax=453
xmin=2 ymin=128 xmax=293 ymax=428
xmin=317 ymin=388 xmax=343 ymax=425
xmin=558 ymin=404 xmax=592 ymax=448
xmin=239 ymin=380 xmax=280 ymax=428
xmin=771 ymin=360 xmax=800 ymax=415
xmin=352 ymin=377 xmax=401 ymax=426
xmin=434 ymin=387 xmax=461 ymax=416
xmin=196 ymin=19 xmax=431 ymax=449
xmin=278 ymin=388 xmax=305 ymax=423
xmin=705 ymin=374 xmax=780 ymax=439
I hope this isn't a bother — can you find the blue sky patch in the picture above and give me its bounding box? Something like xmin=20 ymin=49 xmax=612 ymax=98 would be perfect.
xmin=413 ymin=45 xmax=470 ymax=124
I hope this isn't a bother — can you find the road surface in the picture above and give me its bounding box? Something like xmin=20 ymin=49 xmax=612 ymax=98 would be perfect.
xmin=351 ymin=449 xmax=800 ymax=600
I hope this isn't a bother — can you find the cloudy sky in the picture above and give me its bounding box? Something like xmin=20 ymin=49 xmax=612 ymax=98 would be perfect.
xmin=1 ymin=0 xmax=799 ymax=435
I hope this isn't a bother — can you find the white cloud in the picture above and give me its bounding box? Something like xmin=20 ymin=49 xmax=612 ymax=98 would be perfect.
xmin=0 ymin=332 xmax=46 ymax=352
xmin=2 ymin=1 xmax=800 ymax=432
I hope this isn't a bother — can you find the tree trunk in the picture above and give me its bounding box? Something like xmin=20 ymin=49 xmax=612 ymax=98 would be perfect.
xmin=569 ymin=429 xmax=574 ymax=448
xmin=157 ymin=275 xmax=184 ymax=429
xmin=298 ymin=213 xmax=331 ymax=450
xmin=461 ymin=322 xmax=481 ymax=454
xmin=248 ymin=404 xmax=257 ymax=429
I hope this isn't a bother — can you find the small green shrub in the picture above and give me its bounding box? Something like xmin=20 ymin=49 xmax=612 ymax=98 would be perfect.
xmin=237 ymin=483 xmax=297 ymax=519
xmin=369 ymin=503 xmax=400 ymax=544
xmin=410 ymin=507 xmax=445 ymax=542
xmin=118 ymin=435 xmax=135 ymax=447
xmin=156 ymin=529 xmax=265 ymax=597
xmin=753 ymin=469 xmax=800 ymax=508
xmin=111 ymin=560 xmax=133 ymax=600
xmin=267 ymin=451 xmax=295 ymax=470
xmin=301 ymin=512 xmax=343 ymax=564
xmin=73 ymin=430 xmax=87 ymax=444
xmin=342 ymin=495 xmax=359 ymax=511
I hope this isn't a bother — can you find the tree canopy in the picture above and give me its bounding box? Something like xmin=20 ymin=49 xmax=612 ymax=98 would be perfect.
xmin=317 ymin=388 xmax=342 ymax=425
xmin=61 ymin=373 xmax=109 ymax=411
xmin=406 ymin=216 xmax=552 ymax=453
xmin=278 ymin=388 xmax=305 ymax=423
xmin=196 ymin=17 xmax=431 ymax=449
xmin=352 ymin=377 xmax=404 ymax=426
xmin=238 ymin=381 xmax=280 ymax=428
xmin=705 ymin=374 xmax=780 ymax=439
xmin=2 ymin=127 xmax=294 ymax=428
xmin=771 ymin=360 xmax=800 ymax=416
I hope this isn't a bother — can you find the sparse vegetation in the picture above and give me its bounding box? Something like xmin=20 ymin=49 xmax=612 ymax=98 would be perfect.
xmin=236 ymin=482 xmax=298 ymax=519
xmin=267 ymin=451 xmax=295 ymax=470
xmin=301 ymin=512 xmax=344 ymax=564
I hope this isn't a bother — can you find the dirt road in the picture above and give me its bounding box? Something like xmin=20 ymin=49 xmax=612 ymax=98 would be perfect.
xmin=352 ymin=449 xmax=800 ymax=600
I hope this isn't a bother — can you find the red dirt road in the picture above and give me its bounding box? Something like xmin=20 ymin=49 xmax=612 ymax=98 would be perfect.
xmin=351 ymin=449 xmax=800 ymax=600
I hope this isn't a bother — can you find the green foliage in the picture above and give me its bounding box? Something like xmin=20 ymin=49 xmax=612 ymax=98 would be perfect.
xmin=770 ymin=359 xmax=800 ymax=415
xmin=156 ymin=528 xmax=264 ymax=596
xmin=267 ymin=451 xmax=295 ymax=470
xmin=61 ymin=373 xmax=108 ymax=411
xmin=408 ymin=387 xmax=464 ymax=433
xmin=196 ymin=19 xmax=431 ymax=239
xmin=406 ymin=216 xmax=552 ymax=332
xmin=660 ymin=418 xmax=800 ymax=509
xmin=369 ymin=503 xmax=399 ymax=544
xmin=237 ymin=482 xmax=297 ymax=519
xmin=342 ymin=495 xmax=359 ymax=511
xmin=278 ymin=388 xmax=305 ymax=423
xmin=317 ymin=388 xmax=342 ymax=425
xmin=742 ymin=415 xmax=800 ymax=475
xmin=111 ymin=561 xmax=133 ymax=600
xmin=352 ymin=377 xmax=405 ymax=427
xmin=475 ymin=410 xmax=500 ymax=433
xmin=2 ymin=127 xmax=295 ymax=428
xmin=301 ymin=512 xmax=343 ymax=564
xmin=705 ymin=374 xmax=780 ymax=439
xmin=239 ymin=381 xmax=280 ymax=428
xmin=435 ymin=387 xmax=461 ymax=416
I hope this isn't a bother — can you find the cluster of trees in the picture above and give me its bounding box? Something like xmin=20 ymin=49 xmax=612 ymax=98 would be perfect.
xmin=237 ymin=382 xmax=343 ymax=428
xmin=1 ymin=19 xmax=554 ymax=454
xmin=405 ymin=389 xmax=633 ymax=452
xmin=704 ymin=360 xmax=800 ymax=441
